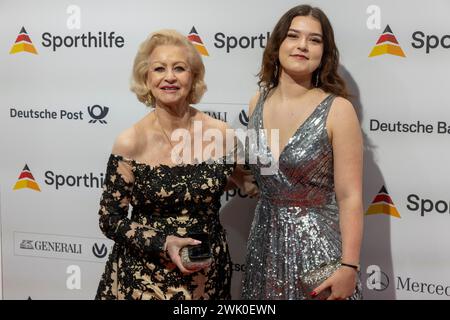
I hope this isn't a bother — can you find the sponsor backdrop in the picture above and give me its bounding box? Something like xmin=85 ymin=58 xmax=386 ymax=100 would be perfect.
xmin=1 ymin=0 xmax=449 ymax=300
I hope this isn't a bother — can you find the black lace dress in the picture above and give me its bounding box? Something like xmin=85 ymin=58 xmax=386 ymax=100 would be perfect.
xmin=95 ymin=154 xmax=235 ymax=300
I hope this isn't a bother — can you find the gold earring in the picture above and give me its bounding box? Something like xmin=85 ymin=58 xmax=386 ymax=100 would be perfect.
xmin=144 ymin=92 xmax=153 ymax=106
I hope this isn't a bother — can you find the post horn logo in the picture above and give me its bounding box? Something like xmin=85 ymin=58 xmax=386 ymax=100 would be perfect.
xmin=87 ymin=105 xmax=109 ymax=124
xmin=188 ymin=26 xmax=209 ymax=56
xmin=365 ymin=185 xmax=401 ymax=218
xmin=10 ymin=27 xmax=38 ymax=55
xmin=369 ymin=25 xmax=405 ymax=58
xmin=13 ymin=164 xmax=41 ymax=192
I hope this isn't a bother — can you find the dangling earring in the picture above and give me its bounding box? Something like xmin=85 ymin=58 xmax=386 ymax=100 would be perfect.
xmin=274 ymin=61 xmax=279 ymax=79
xmin=314 ymin=70 xmax=320 ymax=87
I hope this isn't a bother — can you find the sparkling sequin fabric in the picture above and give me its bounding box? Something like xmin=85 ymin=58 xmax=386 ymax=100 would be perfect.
xmin=241 ymin=92 xmax=362 ymax=300
xmin=96 ymin=154 xmax=235 ymax=300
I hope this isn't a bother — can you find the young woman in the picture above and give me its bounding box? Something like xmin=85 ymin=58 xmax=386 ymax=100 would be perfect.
xmin=242 ymin=5 xmax=363 ymax=300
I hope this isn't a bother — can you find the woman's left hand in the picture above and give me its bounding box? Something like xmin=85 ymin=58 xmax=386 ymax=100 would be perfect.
xmin=240 ymin=171 xmax=259 ymax=198
xmin=312 ymin=266 xmax=357 ymax=300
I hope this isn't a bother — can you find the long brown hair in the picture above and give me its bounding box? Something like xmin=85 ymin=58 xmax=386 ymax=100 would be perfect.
xmin=258 ymin=5 xmax=348 ymax=98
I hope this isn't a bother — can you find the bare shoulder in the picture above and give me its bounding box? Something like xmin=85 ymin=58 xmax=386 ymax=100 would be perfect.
xmin=198 ymin=110 xmax=230 ymax=133
xmin=327 ymin=96 xmax=362 ymax=143
xmin=112 ymin=125 xmax=139 ymax=159
xmin=197 ymin=110 xmax=236 ymax=155
xmin=328 ymin=96 xmax=359 ymax=124
xmin=248 ymin=91 xmax=261 ymax=117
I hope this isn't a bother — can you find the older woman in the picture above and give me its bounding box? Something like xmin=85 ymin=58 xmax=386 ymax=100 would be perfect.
xmin=95 ymin=29 xmax=253 ymax=300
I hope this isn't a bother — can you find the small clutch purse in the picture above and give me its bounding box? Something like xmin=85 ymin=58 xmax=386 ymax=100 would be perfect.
xmin=180 ymin=246 xmax=212 ymax=270
xmin=180 ymin=232 xmax=212 ymax=270
xmin=300 ymin=260 xmax=341 ymax=300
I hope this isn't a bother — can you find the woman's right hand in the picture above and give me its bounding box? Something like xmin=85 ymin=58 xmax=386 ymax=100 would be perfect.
xmin=230 ymin=165 xmax=259 ymax=198
xmin=164 ymin=235 xmax=204 ymax=274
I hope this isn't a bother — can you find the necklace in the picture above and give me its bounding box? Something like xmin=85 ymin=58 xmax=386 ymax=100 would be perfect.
xmin=155 ymin=108 xmax=193 ymax=165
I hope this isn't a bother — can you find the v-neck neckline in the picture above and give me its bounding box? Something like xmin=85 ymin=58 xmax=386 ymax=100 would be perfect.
xmin=261 ymin=93 xmax=332 ymax=164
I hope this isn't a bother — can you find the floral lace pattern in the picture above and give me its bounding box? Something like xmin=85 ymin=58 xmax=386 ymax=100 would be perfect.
xmin=95 ymin=154 xmax=235 ymax=300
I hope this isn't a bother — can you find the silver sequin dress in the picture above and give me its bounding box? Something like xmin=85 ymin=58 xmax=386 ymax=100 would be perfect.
xmin=241 ymin=92 xmax=362 ymax=300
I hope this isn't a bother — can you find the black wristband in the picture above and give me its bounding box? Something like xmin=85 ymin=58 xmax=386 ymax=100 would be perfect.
xmin=340 ymin=262 xmax=360 ymax=271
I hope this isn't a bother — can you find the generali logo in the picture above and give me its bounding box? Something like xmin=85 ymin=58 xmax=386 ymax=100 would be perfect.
xmin=10 ymin=27 xmax=38 ymax=55
xmin=365 ymin=185 xmax=401 ymax=218
xmin=188 ymin=26 xmax=209 ymax=56
xmin=369 ymin=25 xmax=406 ymax=58
xmin=13 ymin=164 xmax=41 ymax=192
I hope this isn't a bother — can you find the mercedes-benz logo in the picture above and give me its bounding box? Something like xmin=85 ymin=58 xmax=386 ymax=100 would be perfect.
xmin=367 ymin=269 xmax=389 ymax=291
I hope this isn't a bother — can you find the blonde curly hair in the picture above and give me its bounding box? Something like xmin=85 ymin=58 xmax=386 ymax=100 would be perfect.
xmin=130 ymin=29 xmax=207 ymax=107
